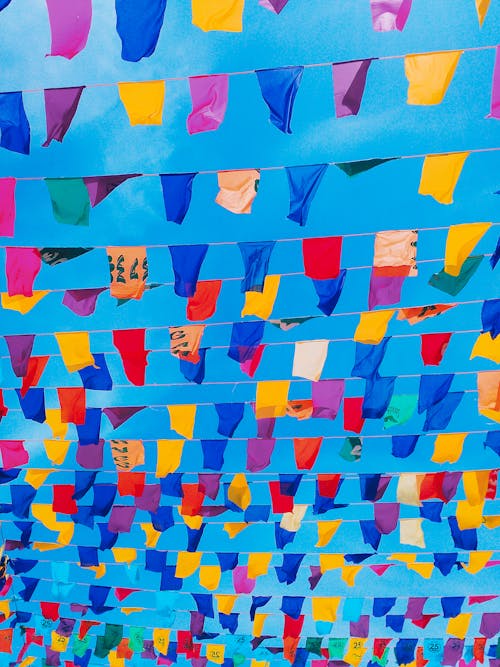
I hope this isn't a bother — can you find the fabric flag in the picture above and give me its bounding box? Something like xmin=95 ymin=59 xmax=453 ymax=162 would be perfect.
xmin=302 ymin=236 xmax=342 ymax=280
xmin=352 ymin=338 xmax=390 ymax=379
xmin=490 ymin=45 xmax=500 ymax=117
xmin=55 ymin=332 xmax=94 ymax=372
xmin=169 ymin=244 xmax=208 ymax=297
xmin=482 ymin=299 xmax=500 ymax=339
xmin=45 ymin=0 xmax=92 ymax=58
xmin=476 ymin=0 xmax=491 ymax=26
xmin=293 ymin=437 xmax=322 ymax=470
xmin=187 ymin=75 xmax=229 ymax=134
xmin=0 ymin=440 xmax=29 ymax=469
xmin=0 ymin=178 xmax=16 ymax=237
xmin=118 ymin=81 xmax=165 ymax=125
xmin=292 ymin=340 xmax=328 ymax=381
xmin=168 ymin=405 xmax=196 ymax=439
xmin=332 ymin=60 xmax=372 ymax=117
xmin=191 ymin=0 xmax=244 ymax=32
xmin=115 ymin=0 xmax=167 ymax=61
xmin=286 ymin=164 xmax=328 ymax=226
xmin=20 ymin=355 xmax=48 ymax=396
xmin=373 ymin=229 xmax=418 ymax=276
xmin=171 ymin=324 xmax=204 ymax=362
xmin=239 ymin=241 xmax=275 ymax=293
xmin=368 ymin=274 xmax=405 ymax=309
xmin=0 ymin=92 xmax=30 ymax=155
xmin=444 ymin=222 xmax=491 ymax=276
xmin=216 ymin=170 xmax=260 ymax=214
xmin=256 ymin=380 xmax=290 ymax=418
xmin=471 ymin=332 xmax=500 ymax=363
xmin=113 ymin=329 xmax=149 ymax=385
xmin=62 ymin=287 xmax=105 ymax=316
xmin=241 ymin=274 xmax=280 ymax=319
xmin=247 ymin=437 xmax=275 ymax=472
xmin=260 ymin=0 xmax=288 ymax=12
xmin=256 ymin=66 xmax=304 ymax=133
xmin=45 ymin=178 xmax=90 ymax=225
xmin=430 ymin=255 xmax=484 ymax=295
xmin=186 ymin=279 xmax=222 ymax=321
xmin=418 ymin=152 xmax=469 ymax=204
xmin=160 ymin=173 xmax=196 ymax=224
xmin=312 ymin=270 xmax=347 ymax=315
xmin=42 ymin=86 xmax=84 ymax=146
xmin=363 ymin=376 xmax=395 ymax=418
xmin=107 ymin=246 xmax=148 ymax=300
xmin=83 ymin=174 xmax=139 ymax=207
xmin=354 ymin=310 xmax=394 ymax=344
xmin=5 ymin=248 xmax=41 ymax=297
xmin=420 ymin=332 xmax=452 ymax=366
xmin=215 ymin=403 xmax=244 ymax=437
xmin=418 ymin=374 xmax=454 ymax=413
xmin=369 ymin=0 xmax=412 ymax=31
xmin=423 ymin=392 xmax=463 ymax=431
xmin=477 ymin=371 xmax=500 ymax=422
xmin=432 ymin=432 xmax=466 ymax=464
xmin=400 ymin=518 xmax=425 ymax=547
xmin=312 ymin=379 xmax=344 ymax=419
xmin=405 ymin=51 xmax=462 ymax=105
xmin=228 ymin=321 xmax=265 ymax=362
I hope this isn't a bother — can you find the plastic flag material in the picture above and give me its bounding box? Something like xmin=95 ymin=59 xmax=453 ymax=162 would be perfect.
xmin=369 ymin=0 xmax=413 ymax=30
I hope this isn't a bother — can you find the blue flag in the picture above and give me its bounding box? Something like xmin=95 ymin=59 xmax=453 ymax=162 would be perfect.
xmin=256 ymin=66 xmax=304 ymax=133
xmin=150 ymin=506 xmax=174 ymax=532
xmin=201 ymin=440 xmax=227 ymax=471
xmin=275 ymin=523 xmax=296 ymax=549
xmin=312 ymin=269 xmax=346 ymax=315
xmin=180 ymin=348 xmax=206 ymax=384
xmin=79 ymin=353 xmax=112 ymax=390
xmin=482 ymin=299 xmax=500 ymax=339
xmin=228 ymin=321 xmax=265 ymax=363
xmin=0 ymin=92 xmax=30 ymax=154
xmin=238 ymin=241 xmax=275 ymax=292
xmin=11 ymin=485 xmax=36 ymax=519
xmin=115 ymin=0 xmax=167 ymax=61
xmin=286 ymin=164 xmax=328 ymax=225
xmin=0 ymin=1 xmax=12 ymax=10
xmin=485 ymin=430 xmax=500 ymax=456
xmin=433 ymin=553 xmax=457 ymax=576
xmin=448 ymin=517 xmax=477 ymax=550
xmin=373 ymin=598 xmax=396 ymax=617
xmin=490 ymin=236 xmax=500 ymax=269
xmin=385 ymin=615 xmax=405 ymax=633
xmin=352 ymin=338 xmax=390 ymax=378
xmin=395 ymin=639 xmax=418 ymax=665
xmin=89 ymin=585 xmax=112 ymax=614
xmin=160 ymin=566 xmax=182 ymax=591
xmin=360 ymin=520 xmax=381 ymax=549
xmin=215 ymin=403 xmax=245 ymax=437
xmin=250 ymin=596 xmax=271 ymax=620
xmin=441 ymin=596 xmax=464 ymax=618
xmin=92 ymin=484 xmax=117 ymax=516
xmin=362 ymin=376 xmax=395 ymax=418
xmin=420 ymin=501 xmax=443 ymax=523
xmin=281 ymin=596 xmax=304 ymax=619
xmin=418 ymin=374 xmax=454 ymax=413
xmin=16 ymin=389 xmax=45 ymax=423
xmin=391 ymin=435 xmax=419 ymax=458
xmin=169 ymin=244 xmax=208 ymax=297
xmin=78 ymin=546 xmax=99 ymax=567
xmin=219 ymin=612 xmax=239 ymax=634
xmin=145 ymin=549 xmax=167 ymax=572
xmin=217 ymin=553 xmax=238 ymax=572
xmin=74 ymin=471 xmax=98 ymax=501
xmin=19 ymin=577 xmax=38 ymax=601
xmin=77 ymin=408 xmax=102 ymax=446
xmin=160 ymin=173 xmax=196 ymax=224
xmin=423 ymin=392 xmax=463 ymax=431
xmin=275 ymin=554 xmax=304 ymax=584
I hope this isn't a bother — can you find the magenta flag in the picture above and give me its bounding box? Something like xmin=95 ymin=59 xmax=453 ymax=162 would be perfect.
xmin=0 ymin=440 xmax=28 ymax=470
xmin=62 ymin=288 xmax=106 ymax=316
xmin=5 ymin=248 xmax=41 ymax=296
xmin=490 ymin=46 xmax=500 ymax=119
xmin=45 ymin=0 xmax=92 ymax=59
xmin=43 ymin=86 xmax=84 ymax=146
xmin=83 ymin=174 xmax=140 ymax=207
xmin=232 ymin=566 xmax=256 ymax=593
xmin=332 ymin=60 xmax=372 ymax=118
xmin=369 ymin=0 xmax=412 ymax=31
xmin=0 ymin=178 xmax=16 ymax=237
xmin=187 ymin=75 xmax=229 ymax=135
xmin=259 ymin=0 xmax=289 ymax=13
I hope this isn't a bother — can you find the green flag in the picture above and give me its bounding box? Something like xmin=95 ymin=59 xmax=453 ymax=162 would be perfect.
xmin=45 ymin=177 xmax=90 ymax=226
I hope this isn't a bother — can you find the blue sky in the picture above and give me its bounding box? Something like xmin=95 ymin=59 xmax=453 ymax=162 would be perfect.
xmin=0 ymin=0 xmax=499 ymax=662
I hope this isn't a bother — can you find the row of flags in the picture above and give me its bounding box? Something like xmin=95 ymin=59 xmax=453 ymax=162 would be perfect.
xmin=0 ymin=1 xmax=492 ymax=63
xmin=0 ymin=47 xmax=499 ymax=153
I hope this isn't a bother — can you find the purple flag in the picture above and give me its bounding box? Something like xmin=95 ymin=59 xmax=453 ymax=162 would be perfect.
xmin=108 ymin=506 xmax=136 ymax=533
xmin=259 ymin=0 xmax=289 ymax=12
xmin=375 ymin=476 xmax=391 ymax=500
xmin=443 ymin=638 xmax=464 ymax=666
xmin=45 ymin=647 xmax=61 ymax=667
xmin=405 ymin=597 xmax=427 ymax=620
xmin=332 ymin=59 xmax=372 ymax=118
xmin=4 ymin=334 xmax=35 ymax=377
xmin=368 ymin=273 xmax=405 ymax=309
xmin=76 ymin=440 xmax=104 ymax=469
xmin=246 ymin=438 xmax=276 ymax=472
xmin=370 ymin=0 xmax=412 ymax=31
xmin=198 ymin=473 xmax=221 ymax=500
xmin=62 ymin=287 xmax=105 ymax=316
xmin=256 ymin=417 xmax=276 ymax=438
xmin=442 ymin=471 xmax=461 ymax=502
xmin=374 ymin=503 xmax=399 ymax=534
xmin=135 ymin=485 xmax=160 ymax=512
xmin=103 ymin=406 xmax=145 ymax=429
xmin=350 ymin=615 xmax=369 ymax=638
xmin=312 ymin=379 xmax=344 ymax=419
xmin=479 ymin=613 xmax=500 ymax=638
xmin=43 ymin=86 xmax=84 ymax=146
xmin=308 ymin=565 xmax=322 ymax=590
xmin=190 ymin=611 xmax=205 ymax=637
xmin=490 ymin=46 xmax=500 ymax=119
xmin=187 ymin=75 xmax=229 ymax=135
xmin=83 ymin=174 xmax=140 ymax=207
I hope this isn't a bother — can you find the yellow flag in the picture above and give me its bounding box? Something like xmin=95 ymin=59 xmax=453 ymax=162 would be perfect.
xmin=182 ymin=514 xmax=203 ymax=530
xmin=311 ymin=597 xmax=340 ymax=622
xmin=477 ymin=370 xmax=500 ymax=422
xmin=0 ymin=600 xmax=10 ymax=618
xmin=51 ymin=631 xmax=69 ymax=652
xmin=319 ymin=553 xmax=344 ymax=573
xmin=341 ymin=565 xmax=362 ymax=586
xmin=407 ymin=562 xmax=434 ymax=579
xmin=44 ymin=439 xmax=71 ymax=466
xmin=227 ymin=473 xmax=251 ymax=509
xmin=121 ymin=607 xmax=143 ymax=615
xmin=45 ymin=409 xmax=68 ymax=439
xmin=1 ymin=291 xmax=49 ymax=314
xmin=241 ymin=274 xmax=280 ymax=320
xmin=192 ymin=0 xmax=244 ymax=32
xmin=57 ymin=522 xmax=74 ymax=545
xmin=405 ymin=51 xmax=462 ymax=105
xmin=215 ymin=595 xmax=238 ymax=615
xmin=484 ymin=515 xmax=500 ymax=529
xmin=247 ymin=553 xmax=272 ymax=578
xmin=446 ymin=613 xmax=472 ymax=639
xmin=55 ymin=332 xmax=95 ymax=372
xmin=344 ymin=638 xmax=367 ymax=667
xmin=456 ymin=500 xmax=484 ymax=530
xmin=19 ymin=658 xmax=36 ymax=667
xmin=255 ymin=380 xmax=290 ymax=419
xmin=444 ymin=222 xmax=491 ymax=276
xmin=400 ymin=518 xmax=425 ymax=548
xmin=153 ymin=628 xmax=170 ymax=655
xmin=168 ymin=405 xmax=197 ymax=439
xmin=109 ymin=651 xmax=125 ymax=667
xmin=418 ymin=152 xmax=469 ymax=205
xmin=89 ymin=563 xmax=106 ymax=578
xmin=140 ymin=523 xmax=161 ymax=548
xmin=462 ymin=470 xmax=490 ymax=505
xmin=253 ymin=613 xmax=268 ymax=637
xmin=316 ymin=520 xmax=342 ymax=547
xmin=33 ymin=542 xmax=63 ymax=552
xmin=354 ymin=310 xmax=394 ymax=344
xmin=389 ymin=553 xmax=416 ymax=564
xmin=462 ymin=550 xmax=493 ymax=574
xmin=206 ymin=644 xmax=225 ymax=664
xmin=471 ymin=332 xmax=500 ymax=363
xmin=175 ymin=551 xmax=202 ymax=578
xmin=199 ymin=565 xmax=221 ymax=591
xmin=156 ymin=439 xmax=185 ymax=476
xmin=224 ymin=522 xmax=248 ymax=538
xmin=280 ymin=504 xmax=307 ymax=532
xmin=251 ymin=661 xmax=269 ymax=667
xmin=112 ymin=548 xmax=137 ymax=565
xmin=118 ymin=81 xmax=165 ymax=125
xmin=396 ymin=473 xmax=422 ymax=506
xmin=431 ymin=432 xmax=466 ymax=464
xmin=476 ymin=0 xmax=491 ymax=25
xmin=25 ymin=469 xmax=53 ymax=489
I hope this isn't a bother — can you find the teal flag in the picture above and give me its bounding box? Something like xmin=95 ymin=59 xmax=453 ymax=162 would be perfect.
xmin=45 ymin=177 xmax=90 ymax=226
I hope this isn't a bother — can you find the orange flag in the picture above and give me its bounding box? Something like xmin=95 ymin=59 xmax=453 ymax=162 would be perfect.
xmin=107 ymin=247 xmax=148 ymax=300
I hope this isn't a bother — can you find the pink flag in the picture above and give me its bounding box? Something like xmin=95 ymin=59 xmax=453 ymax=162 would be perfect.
xmin=5 ymin=248 xmax=41 ymax=297
xmin=0 ymin=178 xmax=16 ymax=237
xmin=369 ymin=0 xmax=412 ymax=31
xmin=45 ymin=0 xmax=92 ymax=59
xmin=187 ymin=75 xmax=229 ymax=135
xmin=0 ymin=440 xmax=29 ymax=470
xmin=490 ymin=46 xmax=500 ymax=119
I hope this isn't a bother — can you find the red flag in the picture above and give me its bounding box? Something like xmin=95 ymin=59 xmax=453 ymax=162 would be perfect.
xmin=416 ymin=645 xmax=429 ymax=667
xmin=0 ymin=629 xmax=13 ymax=653
xmin=181 ymin=483 xmax=205 ymax=516
xmin=115 ymin=588 xmax=138 ymax=602
xmin=52 ymin=485 xmax=77 ymax=514
xmin=117 ymin=472 xmax=145 ymax=498
xmin=373 ymin=639 xmax=391 ymax=659
xmin=0 ymin=391 xmax=8 ymax=422
xmin=187 ymin=280 xmax=222 ymax=321
xmin=419 ymin=472 xmax=446 ymax=501
xmin=486 ymin=469 xmax=498 ymax=500
xmin=343 ymin=397 xmax=365 ymax=433
xmin=113 ymin=329 xmax=149 ymax=386
xmin=420 ymin=332 xmax=452 ymax=366
xmin=283 ymin=615 xmax=304 ymax=639
xmin=79 ymin=620 xmax=99 ymax=639
xmin=117 ymin=638 xmax=133 ymax=659
xmin=293 ymin=437 xmax=323 ymax=470
xmin=269 ymin=481 xmax=294 ymax=513
xmin=302 ymin=236 xmax=343 ymax=280
xmin=20 ymin=356 xmax=49 ymax=397
xmin=317 ymin=474 xmax=341 ymax=498
xmin=412 ymin=614 xmax=438 ymax=628
xmin=41 ymin=601 xmax=60 ymax=620
xmin=473 ymin=637 xmax=486 ymax=663
xmin=58 ymin=387 xmax=86 ymax=424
